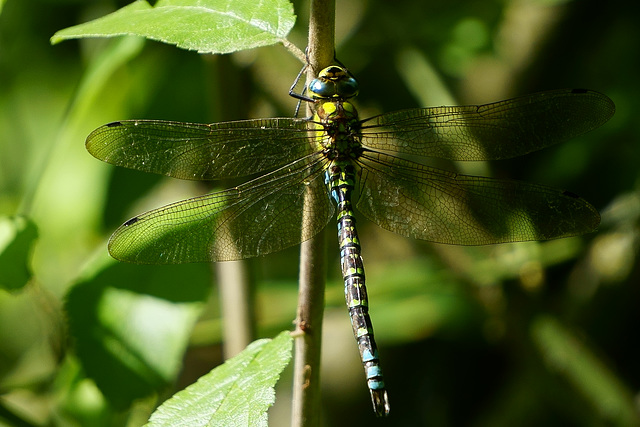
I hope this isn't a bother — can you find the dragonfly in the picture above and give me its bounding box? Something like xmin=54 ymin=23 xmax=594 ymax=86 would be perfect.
xmin=86 ymin=63 xmax=615 ymax=417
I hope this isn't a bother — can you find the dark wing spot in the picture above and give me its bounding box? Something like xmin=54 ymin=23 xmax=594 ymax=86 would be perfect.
xmin=570 ymin=88 xmax=588 ymax=94
xmin=123 ymin=217 xmax=140 ymax=226
xmin=106 ymin=121 xmax=124 ymax=127
xmin=562 ymin=190 xmax=581 ymax=199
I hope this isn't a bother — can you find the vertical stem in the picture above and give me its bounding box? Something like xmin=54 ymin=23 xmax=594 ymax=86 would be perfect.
xmin=217 ymin=260 xmax=255 ymax=359
xmin=307 ymin=0 xmax=336 ymax=74
xmin=208 ymin=56 xmax=256 ymax=360
xmin=292 ymin=232 xmax=327 ymax=427
xmin=291 ymin=1 xmax=335 ymax=426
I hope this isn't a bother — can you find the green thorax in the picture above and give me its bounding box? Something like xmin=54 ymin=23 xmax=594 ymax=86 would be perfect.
xmin=309 ymin=66 xmax=363 ymax=161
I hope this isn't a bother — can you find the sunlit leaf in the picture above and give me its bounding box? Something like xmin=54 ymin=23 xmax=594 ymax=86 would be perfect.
xmin=146 ymin=331 xmax=293 ymax=427
xmin=50 ymin=0 xmax=296 ymax=54
xmin=66 ymin=260 xmax=211 ymax=408
xmin=0 ymin=216 xmax=37 ymax=291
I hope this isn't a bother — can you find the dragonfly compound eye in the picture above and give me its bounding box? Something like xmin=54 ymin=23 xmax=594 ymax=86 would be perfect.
xmin=337 ymin=78 xmax=359 ymax=98
xmin=309 ymin=78 xmax=337 ymax=98
xmin=310 ymin=67 xmax=359 ymax=99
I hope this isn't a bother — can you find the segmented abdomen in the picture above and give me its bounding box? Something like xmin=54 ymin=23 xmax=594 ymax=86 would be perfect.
xmin=327 ymin=161 xmax=390 ymax=416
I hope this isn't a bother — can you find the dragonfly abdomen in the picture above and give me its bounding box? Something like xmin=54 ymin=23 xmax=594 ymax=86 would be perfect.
xmin=327 ymin=161 xmax=391 ymax=417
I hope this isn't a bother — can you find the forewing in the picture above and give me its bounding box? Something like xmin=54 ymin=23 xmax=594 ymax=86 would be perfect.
xmin=355 ymin=151 xmax=600 ymax=245
xmin=361 ymin=89 xmax=614 ymax=161
xmin=86 ymin=118 xmax=316 ymax=180
xmin=108 ymin=155 xmax=334 ymax=264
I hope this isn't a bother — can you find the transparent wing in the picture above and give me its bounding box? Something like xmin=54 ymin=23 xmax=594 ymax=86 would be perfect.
xmin=360 ymin=89 xmax=615 ymax=161
xmin=86 ymin=118 xmax=318 ymax=180
xmin=355 ymin=151 xmax=600 ymax=245
xmin=108 ymin=154 xmax=334 ymax=264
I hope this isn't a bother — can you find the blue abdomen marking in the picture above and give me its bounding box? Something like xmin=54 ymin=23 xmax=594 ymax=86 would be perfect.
xmin=327 ymin=160 xmax=389 ymax=416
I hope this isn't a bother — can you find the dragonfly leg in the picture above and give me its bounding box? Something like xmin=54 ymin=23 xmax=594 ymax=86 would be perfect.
xmin=289 ymin=57 xmax=314 ymax=110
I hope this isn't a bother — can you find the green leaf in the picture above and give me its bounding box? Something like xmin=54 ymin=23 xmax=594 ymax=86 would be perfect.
xmin=146 ymin=331 xmax=293 ymax=427
xmin=66 ymin=260 xmax=211 ymax=408
xmin=50 ymin=0 xmax=296 ymax=54
xmin=0 ymin=216 xmax=38 ymax=291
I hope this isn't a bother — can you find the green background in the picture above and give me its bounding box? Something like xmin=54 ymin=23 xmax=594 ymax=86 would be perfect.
xmin=1 ymin=0 xmax=639 ymax=426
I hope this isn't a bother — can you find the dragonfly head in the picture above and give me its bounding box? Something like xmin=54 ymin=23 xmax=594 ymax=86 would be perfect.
xmin=309 ymin=66 xmax=359 ymax=100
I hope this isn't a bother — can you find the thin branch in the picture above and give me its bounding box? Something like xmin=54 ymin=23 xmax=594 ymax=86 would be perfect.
xmin=291 ymin=1 xmax=335 ymax=426
xmin=291 ymin=231 xmax=327 ymax=427
xmin=210 ymin=56 xmax=256 ymax=360
xmin=216 ymin=260 xmax=255 ymax=359
xmin=281 ymin=38 xmax=307 ymax=64
xmin=306 ymin=0 xmax=335 ymax=75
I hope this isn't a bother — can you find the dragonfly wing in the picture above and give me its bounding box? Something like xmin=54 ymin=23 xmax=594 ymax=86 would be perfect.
xmin=86 ymin=118 xmax=317 ymax=180
xmin=355 ymin=151 xmax=600 ymax=245
xmin=108 ymin=155 xmax=334 ymax=264
xmin=360 ymin=89 xmax=614 ymax=161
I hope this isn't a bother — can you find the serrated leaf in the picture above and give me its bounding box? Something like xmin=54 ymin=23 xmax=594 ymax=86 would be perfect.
xmin=146 ymin=331 xmax=293 ymax=427
xmin=50 ymin=0 xmax=296 ymax=54
xmin=0 ymin=216 xmax=38 ymax=291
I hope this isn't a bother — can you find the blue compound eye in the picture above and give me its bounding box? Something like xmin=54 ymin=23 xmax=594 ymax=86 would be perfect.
xmin=309 ymin=66 xmax=359 ymax=99
xmin=337 ymin=77 xmax=359 ymax=98
xmin=309 ymin=78 xmax=336 ymax=98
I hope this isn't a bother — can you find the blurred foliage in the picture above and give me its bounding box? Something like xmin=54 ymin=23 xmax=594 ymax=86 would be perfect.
xmin=1 ymin=0 xmax=639 ymax=426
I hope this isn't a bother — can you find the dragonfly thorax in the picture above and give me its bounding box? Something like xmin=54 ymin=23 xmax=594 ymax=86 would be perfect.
xmin=309 ymin=66 xmax=359 ymax=100
xmin=316 ymin=99 xmax=358 ymax=120
xmin=315 ymin=99 xmax=363 ymax=161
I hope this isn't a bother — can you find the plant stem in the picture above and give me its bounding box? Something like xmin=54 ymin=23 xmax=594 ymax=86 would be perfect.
xmin=216 ymin=260 xmax=255 ymax=358
xmin=306 ymin=0 xmax=336 ymax=74
xmin=281 ymin=38 xmax=306 ymax=64
xmin=292 ymin=232 xmax=327 ymax=427
xmin=291 ymin=1 xmax=335 ymax=426
xmin=209 ymin=56 xmax=256 ymax=360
